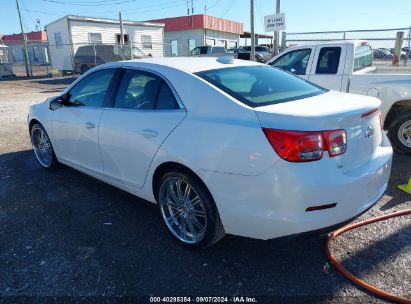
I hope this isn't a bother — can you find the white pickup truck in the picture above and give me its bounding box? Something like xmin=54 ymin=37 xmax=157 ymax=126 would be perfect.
xmin=267 ymin=41 xmax=411 ymax=154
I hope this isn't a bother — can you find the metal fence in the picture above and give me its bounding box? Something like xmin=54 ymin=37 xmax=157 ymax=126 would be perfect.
xmin=283 ymin=27 xmax=411 ymax=66
xmin=0 ymin=39 xmax=207 ymax=78
xmin=2 ymin=27 xmax=411 ymax=78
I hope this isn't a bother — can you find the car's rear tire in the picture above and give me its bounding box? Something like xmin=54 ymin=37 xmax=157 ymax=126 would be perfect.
xmin=80 ymin=64 xmax=90 ymax=75
xmin=157 ymin=171 xmax=225 ymax=248
xmin=30 ymin=123 xmax=58 ymax=169
xmin=387 ymin=110 xmax=411 ymax=154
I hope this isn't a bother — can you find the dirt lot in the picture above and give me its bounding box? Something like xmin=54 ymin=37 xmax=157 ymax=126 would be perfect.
xmin=0 ymin=77 xmax=410 ymax=303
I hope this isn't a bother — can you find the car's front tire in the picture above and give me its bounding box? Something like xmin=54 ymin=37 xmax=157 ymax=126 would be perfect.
xmin=388 ymin=110 xmax=411 ymax=154
xmin=157 ymin=171 xmax=225 ymax=248
xmin=30 ymin=123 xmax=58 ymax=169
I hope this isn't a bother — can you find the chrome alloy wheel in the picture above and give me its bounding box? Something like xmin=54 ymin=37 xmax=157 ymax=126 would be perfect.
xmin=398 ymin=120 xmax=411 ymax=148
xmin=159 ymin=177 xmax=207 ymax=244
xmin=31 ymin=126 xmax=53 ymax=168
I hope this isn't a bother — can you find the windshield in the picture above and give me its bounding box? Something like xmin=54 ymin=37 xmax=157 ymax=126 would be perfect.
xmin=196 ymin=66 xmax=327 ymax=107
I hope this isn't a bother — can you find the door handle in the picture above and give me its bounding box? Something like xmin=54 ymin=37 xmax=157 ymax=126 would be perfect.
xmin=85 ymin=122 xmax=95 ymax=129
xmin=140 ymin=129 xmax=158 ymax=138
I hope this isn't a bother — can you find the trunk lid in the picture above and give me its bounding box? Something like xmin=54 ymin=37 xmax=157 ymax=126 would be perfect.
xmin=255 ymin=91 xmax=382 ymax=171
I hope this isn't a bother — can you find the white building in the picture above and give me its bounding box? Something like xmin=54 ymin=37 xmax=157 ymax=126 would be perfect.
xmin=45 ymin=15 xmax=165 ymax=71
xmin=148 ymin=14 xmax=243 ymax=56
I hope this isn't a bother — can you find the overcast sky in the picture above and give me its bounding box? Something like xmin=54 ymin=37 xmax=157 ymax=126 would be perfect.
xmin=1 ymin=0 xmax=411 ymax=35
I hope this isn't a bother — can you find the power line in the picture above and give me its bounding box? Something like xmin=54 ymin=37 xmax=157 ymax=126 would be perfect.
xmin=40 ymin=0 xmax=139 ymax=6
xmin=20 ymin=0 xmax=37 ymax=30
xmin=23 ymin=0 xmax=189 ymax=16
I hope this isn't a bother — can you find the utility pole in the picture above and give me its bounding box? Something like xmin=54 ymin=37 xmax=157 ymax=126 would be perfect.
xmin=16 ymin=0 xmax=32 ymax=77
xmin=119 ymin=12 xmax=125 ymax=60
xmin=273 ymin=0 xmax=280 ymax=56
xmin=204 ymin=4 xmax=207 ymax=45
xmin=250 ymin=0 xmax=255 ymax=61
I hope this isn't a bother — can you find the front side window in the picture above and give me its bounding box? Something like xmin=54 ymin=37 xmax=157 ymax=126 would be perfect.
xmin=270 ymin=48 xmax=311 ymax=75
xmin=67 ymin=69 xmax=116 ymax=107
xmin=141 ymin=35 xmax=152 ymax=49
xmin=196 ymin=66 xmax=326 ymax=108
xmin=89 ymin=33 xmax=102 ymax=45
xmin=115 ymin=69 xmax=178 ymax=110
xmin=316 ymin=47 xmax=341 ymax=74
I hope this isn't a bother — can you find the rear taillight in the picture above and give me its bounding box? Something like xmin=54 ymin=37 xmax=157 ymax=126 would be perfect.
xmin=262 ymin=128 xmax=347 ymax=162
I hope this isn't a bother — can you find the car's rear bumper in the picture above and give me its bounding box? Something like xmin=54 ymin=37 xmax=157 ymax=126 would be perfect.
xmin=198 ymin=133 xmax=393 ymax=240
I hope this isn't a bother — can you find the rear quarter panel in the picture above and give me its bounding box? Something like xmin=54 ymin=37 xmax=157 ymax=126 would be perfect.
xmin=149 ymin=69 xmax=278 ymax=176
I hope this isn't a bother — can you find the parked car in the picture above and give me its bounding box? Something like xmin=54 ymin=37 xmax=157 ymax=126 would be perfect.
xmin=190 ymin=46 xmax=226 ymax=57
xmin=240 ymin=46 xmax=272 ymax=62
xmin=28 ymin=57 xmax=392 ymax=248
xmin=373 ymin=48 xmax=393 ymax=60
xmin=73 ymin=44 xmax=148 ymax=74
xmin=267 ymin=41 xmax=411 ymax=154
xmin=389 ymin=48 xmax=407 ymax=59
xmin=227 ymin=48 xmax=265 ymax=62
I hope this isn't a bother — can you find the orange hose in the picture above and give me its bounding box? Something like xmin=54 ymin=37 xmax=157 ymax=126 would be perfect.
xmin=326 ymin=209 xmax=411 ymax=304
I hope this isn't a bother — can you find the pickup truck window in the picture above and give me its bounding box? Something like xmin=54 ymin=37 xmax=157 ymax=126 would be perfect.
xmin=196 ymin=66 xmax=326 ymax=108
xmin=269 ymin=48 xmax=311 ymax=75
xmin=316 ymin=47 xmax=341 ymax=74
xmin=354 ymin=45 xmax=372 ymax=71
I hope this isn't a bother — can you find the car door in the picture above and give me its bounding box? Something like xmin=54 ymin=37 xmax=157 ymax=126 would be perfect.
xmin=52 ymin=68 xmax=118 ymax=174
xmin=308 ymin=46 xmax=346 ymax=91
xmin=268 ymin=47 xmax=315 ymax=81
xmin=99 ymin=68 xmax=186 ymax=189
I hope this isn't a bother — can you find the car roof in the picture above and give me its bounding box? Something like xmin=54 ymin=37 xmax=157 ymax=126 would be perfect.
xmin=118 ymin=56 xmax=262 ymax=73
xmin=288 ymin=40 xmax=368 ymax=48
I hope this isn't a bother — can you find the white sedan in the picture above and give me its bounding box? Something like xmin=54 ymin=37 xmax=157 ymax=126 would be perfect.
xmin=28 ymin=57 xmax=393 ymax=248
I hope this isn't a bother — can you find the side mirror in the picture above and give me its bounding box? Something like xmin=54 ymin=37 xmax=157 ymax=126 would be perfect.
xmin=49 ymin=94 xmax=68 ymax=111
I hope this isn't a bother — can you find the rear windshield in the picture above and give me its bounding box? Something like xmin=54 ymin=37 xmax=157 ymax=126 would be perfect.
xmin=196 ymin=66 xmax=326 ymax=107
xmin=354 ymin=45 xmax=373 ymax=71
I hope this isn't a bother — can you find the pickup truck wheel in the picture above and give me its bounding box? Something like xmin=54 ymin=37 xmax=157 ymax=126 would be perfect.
xmin=388 ymin=110 xmax=411 ymax=154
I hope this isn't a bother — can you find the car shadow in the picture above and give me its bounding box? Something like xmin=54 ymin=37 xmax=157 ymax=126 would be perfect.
xmin=33 ymin=77 xmax=77 ymax=86
xmin=379 ymin=153 xmax=411 ymax=211
xmin=0 ymin=149 xmax=409 ymax=300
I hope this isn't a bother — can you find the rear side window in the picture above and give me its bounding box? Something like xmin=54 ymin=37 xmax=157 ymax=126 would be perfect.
xmin=196 ymin=66 xmax=326 ymax=108
xmin=114 ymin=69 xmax=179 ymax=110
xmin=354 ymin=45 xmax=372 ymax=71
xmin=156 ymin=82 xmax=178 ymax=110
xmin=316 ymin=47 xmax=341 ymax=74
xmin=115 ymin=70 xmax=161 ymax=110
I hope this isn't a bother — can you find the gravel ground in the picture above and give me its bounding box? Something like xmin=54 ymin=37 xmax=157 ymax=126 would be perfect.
xmin=0 ymin=77 xmax=410 ymax=303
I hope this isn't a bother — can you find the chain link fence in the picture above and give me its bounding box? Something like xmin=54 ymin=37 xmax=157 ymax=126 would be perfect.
xmin=0 ymin=40 xmax=53 ymax=78
xmin=0 ymin=39 xmax=207 ymax=78
xmin=3 ymin=27 xmax=411 ymax=78
xmin=283 ymin=27 xmax=411 ymax=66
